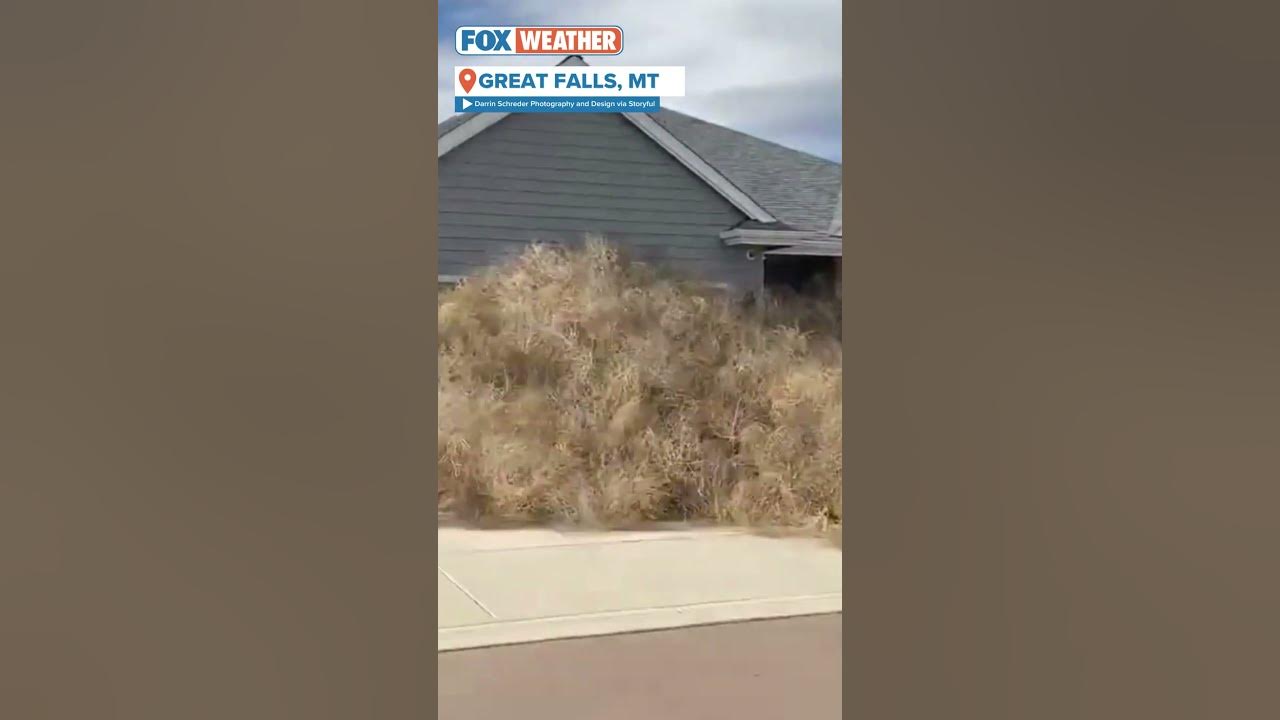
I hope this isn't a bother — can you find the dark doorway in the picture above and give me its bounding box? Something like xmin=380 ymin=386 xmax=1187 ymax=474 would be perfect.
xmin=764 ymin=255 xmax=839 ymax=298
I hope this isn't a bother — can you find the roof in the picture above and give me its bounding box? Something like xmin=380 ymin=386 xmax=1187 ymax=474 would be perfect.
xmin=438 ymin=57 xmax=841 ymax=234
xmin=647 ymin=110 xmax=841 ymax=232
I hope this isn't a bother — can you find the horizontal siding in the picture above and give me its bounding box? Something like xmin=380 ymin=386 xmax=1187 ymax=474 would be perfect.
xmin=438 ymin=224 xmax=734 ymax=249
xmin=438 ymin=187 xmax=719 ymax=212
xmin=443 ymin=164 xmax=718 ymax=190
xmin=437 ymin=213 xmax=731 ymax=237
xmin=473 ymin=140 xmax=680 ymax=165
xmin=442 ymin=173 xmax=726 ymax=202
xmin=440 ymin=236 xmax=743 ymax=262
xmin=441 ymin=200 xmax=735 ymax=226
xmin=439 ymin=112 xmax=759 ymax=292
xmin=446 ymin=158 xmax=696 ymax=180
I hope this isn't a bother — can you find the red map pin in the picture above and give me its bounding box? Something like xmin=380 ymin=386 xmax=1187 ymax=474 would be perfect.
xmin=458 ymin=68 xmax=476 ymax=94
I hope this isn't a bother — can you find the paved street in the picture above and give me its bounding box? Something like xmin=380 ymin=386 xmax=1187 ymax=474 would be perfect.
xmin=438 ymin=614 xmax=843 ymax=720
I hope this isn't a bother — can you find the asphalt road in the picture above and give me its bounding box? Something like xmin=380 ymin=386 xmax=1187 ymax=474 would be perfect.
xmin=438 ymin=614 xmax=843 ymax=720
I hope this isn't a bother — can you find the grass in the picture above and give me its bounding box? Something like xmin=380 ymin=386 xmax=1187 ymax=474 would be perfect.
xmin=438 ymin=239 xmax=841 ymax=530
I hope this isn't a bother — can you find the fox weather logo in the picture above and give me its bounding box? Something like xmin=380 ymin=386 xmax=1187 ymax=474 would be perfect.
xmin=455 ymin=26 xmax=623 ymax=56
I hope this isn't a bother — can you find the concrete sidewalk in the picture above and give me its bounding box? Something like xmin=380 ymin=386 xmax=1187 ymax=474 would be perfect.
xmin=438 ymin=522 xmax=842 ymax=651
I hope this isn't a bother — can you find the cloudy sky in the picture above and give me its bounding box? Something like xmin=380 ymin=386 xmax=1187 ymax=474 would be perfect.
xmin=438 ymin=0 xmax=842 ymax=162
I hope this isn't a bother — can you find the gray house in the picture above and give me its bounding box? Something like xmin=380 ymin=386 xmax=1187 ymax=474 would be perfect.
xmin=438 ymin=56 xmax=842 ymax=297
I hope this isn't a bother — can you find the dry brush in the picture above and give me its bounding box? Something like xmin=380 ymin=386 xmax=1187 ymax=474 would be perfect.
xmin=438 ymin=239 xmax=841 ymax=529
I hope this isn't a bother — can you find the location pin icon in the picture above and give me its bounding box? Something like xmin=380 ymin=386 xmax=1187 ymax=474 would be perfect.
xmin=459 ymin=68 xmax=476 ymax=94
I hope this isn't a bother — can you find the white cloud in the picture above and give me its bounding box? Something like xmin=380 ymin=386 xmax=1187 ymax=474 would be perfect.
xmin=438 ymin=0 xmax=842 ymax=161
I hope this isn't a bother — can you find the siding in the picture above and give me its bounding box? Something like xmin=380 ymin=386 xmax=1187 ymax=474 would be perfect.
xmin=438 ymin=112 xmax=760 ymax=291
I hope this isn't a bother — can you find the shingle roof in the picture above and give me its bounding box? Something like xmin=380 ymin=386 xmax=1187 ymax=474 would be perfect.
xmin=437 ymin=58 xmax=842 ymax=233
xmin=647 ymin=109 xmax=841 ymax=232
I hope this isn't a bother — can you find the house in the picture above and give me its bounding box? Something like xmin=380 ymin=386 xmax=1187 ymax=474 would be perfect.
xmin=437 ymin=56 xmax=842 ymax=297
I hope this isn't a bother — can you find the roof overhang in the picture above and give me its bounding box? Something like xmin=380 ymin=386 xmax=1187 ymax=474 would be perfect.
xmin=764 ymin=241 xmax=842 ymax=258
xmin=720 ymin=228 xmax=842 ymax=258
xmin=437 ymin=113 xmax=505 ymax=156
xmin=720 ymin=227 xmax=829 ymax=246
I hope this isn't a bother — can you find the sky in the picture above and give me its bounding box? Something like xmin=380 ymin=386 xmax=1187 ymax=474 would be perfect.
xmin=438 ymin=0 xmax=842 ymax=163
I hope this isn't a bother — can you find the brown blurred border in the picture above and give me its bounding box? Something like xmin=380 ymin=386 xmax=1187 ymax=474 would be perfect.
xmin=1 ymin=0 xmax=439 ymax=717
xmin=8 ymin=0 xmax=1280 ymax=717
xmin=846 ymin=1 xmax=1280 ymax=718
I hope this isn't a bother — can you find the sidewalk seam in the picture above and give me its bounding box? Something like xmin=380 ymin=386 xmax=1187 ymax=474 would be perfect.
xmin=445 ymin=592 xmax=843 ymax=629
xmin=439 ymin=593 xmax=842 ymax=652
xmin=439 ymin=566 xmax=498 ymax=619
xmin=443 ymin=531 xmax=750 ymax=555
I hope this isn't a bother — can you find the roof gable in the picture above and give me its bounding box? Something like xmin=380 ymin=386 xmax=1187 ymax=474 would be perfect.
xmin=439 ymin=112 xmax=844 ymax=227
xmin=438 ymin=56 xmax=841 ymax=231
xmin=438 ymin=57 xmax=778 ymax=223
